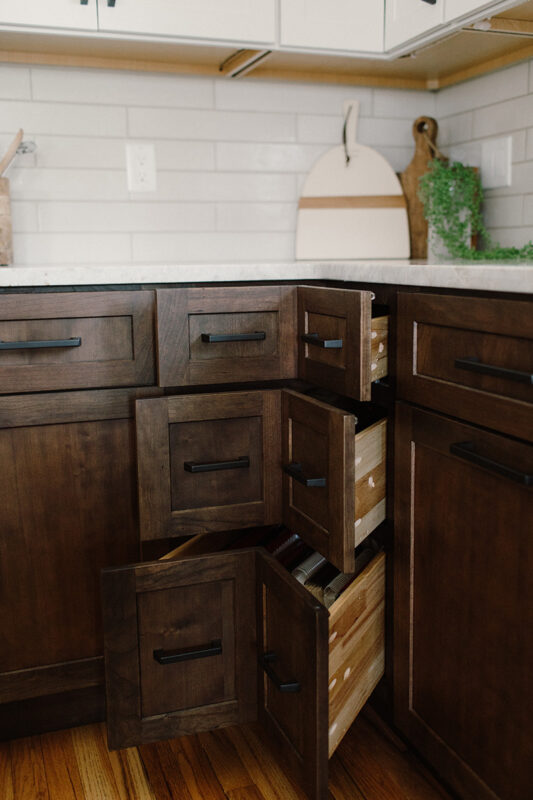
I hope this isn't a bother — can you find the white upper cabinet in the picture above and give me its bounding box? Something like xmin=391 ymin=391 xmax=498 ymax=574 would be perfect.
xmin=445 ymin=0 xmax=501 ymax=23
xmin=96 ymin=0 xmax=276 ymax=45
xmin=385 ymin=0 xmax=444 ymax=50
xmin=280 ymin=0 xmax=384 ymax=53
xmin=0 ymin=0 xmax=98 ymax=31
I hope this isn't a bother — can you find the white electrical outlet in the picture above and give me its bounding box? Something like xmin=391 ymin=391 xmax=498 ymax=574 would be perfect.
xmin=480 ymin=136 xmax=512 ymax=189
xmin=126 ymin=143 xmax=157 ymax=192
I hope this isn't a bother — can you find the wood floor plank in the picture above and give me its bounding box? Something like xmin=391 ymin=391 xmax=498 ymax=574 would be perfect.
xmin=328 ymin=755 xmax=366 ymax=800
xmin=169 ymin=735 xmax=226 ymax=800
xmin=226 ymin=786 xmax=268 ymax=800
xmin=139 ymin=739 xmax=194 ymax=800
xmin=40 ymin=728 xmax=85 ymax=800
xmin=10 ymin=735 xmax=50 ymax=800
xmin=0 ymin=741 xmax=14 ymax=800
xmin=337 ymin=716 xmax=452 ymax=800
xmin=231 ymin=724 xmax=309 ymax=800
xmin=196 ymin=729 xmax=253 ymax=793
xmin=71 ymin=723 xmax=123 ymax=800
xmin=103 ymin=722 xmax=157 ymax=800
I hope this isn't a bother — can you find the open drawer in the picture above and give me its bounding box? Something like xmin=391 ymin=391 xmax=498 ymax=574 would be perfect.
xmin=156 ymin=285 xmax=388 ymax=402
xmin=135 ymin=389 xmax=387 ymax=572
xmin=101 ymin=537 xmax=385 ymax=800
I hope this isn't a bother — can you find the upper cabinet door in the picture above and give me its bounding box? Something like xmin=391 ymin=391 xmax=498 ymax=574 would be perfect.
xmin=385 ymin=0 xmax=444 ymax=49
xmin=281 ymin=0 xmax=384 ymax=53
xmin=0 ymin=0 xmax=98 ymax=30
xmin=97 ymin=0 xmax=276 ymax=44
xmin=282 ymin=389 xmax=356 ymax=572
xmin=102 ymin=549 xmax=258 ymax=749
xmin=445 ymin=0 xmax=498 ymax=23
xmin=298 ymin=286 xmax=384 ymax=402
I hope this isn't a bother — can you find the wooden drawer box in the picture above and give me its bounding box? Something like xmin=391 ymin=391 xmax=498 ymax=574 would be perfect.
xmin=0 ymin=291 xmax=155 ymax=394
xmin=156 ymin=285 xmax=388 ymax=402
xmin=397 ymin=292 xmax=533 ymax=441
xmin=135 ymin=389 xmax=387 ymax=572
xmin=102 ymin=537 xmax=385 ymax=800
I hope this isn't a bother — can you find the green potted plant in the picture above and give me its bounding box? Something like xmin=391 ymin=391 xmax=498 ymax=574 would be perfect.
xmin=418 ymin=158 xmax=533 ymax=261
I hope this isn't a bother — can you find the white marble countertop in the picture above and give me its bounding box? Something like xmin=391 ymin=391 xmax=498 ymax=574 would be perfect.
xmin=0 ymin=260 xmax=532 ymax=294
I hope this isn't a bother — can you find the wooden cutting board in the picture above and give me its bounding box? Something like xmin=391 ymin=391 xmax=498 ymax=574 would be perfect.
xmin=400 ymin=116 xmax=441 ymax=259
xmin=296 ymin=100 xmax=410 ymax=260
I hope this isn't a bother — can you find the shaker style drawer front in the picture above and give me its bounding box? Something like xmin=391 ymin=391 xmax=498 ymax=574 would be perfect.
xmin=102 ymin=538 xmax=385 ymax=799
xmin=0 ymin=291 xmax=155 ymax=394
xmin=136 ymin=389 xmax=387 ymax=572
xmin=135 ymin=390 xmax=282 ymax=540
xmin=156 ymin=286 xmax=297 ymax=387
xmin=397 ymin=292 xmax=533 ymax=441
xmin=298 ymin=286 xmax=388 ymax=402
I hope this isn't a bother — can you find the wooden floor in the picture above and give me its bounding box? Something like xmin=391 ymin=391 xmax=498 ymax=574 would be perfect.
xmin=0 ymin=709 xmax=453 ymax=800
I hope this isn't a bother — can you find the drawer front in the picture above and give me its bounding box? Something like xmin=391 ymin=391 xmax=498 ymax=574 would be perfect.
xmin=156 ymin=286 xmax=297 ymax=387
xmin=282 ymin=390 xmax=387 ymax=572
xmin=298 ymin=286 xmax=388 ymax=401
xmin=328 ymin=551 xmax=385 ymax=757
xmin=0 ymin=291 xmax=155 ymax=393
xmin=102 ymin=550 xmax=257 ymax=749
xmin=135 ymin=391 xmax=282 ymax=540
xmin=397 ymin=292 xmax=533 ymax=441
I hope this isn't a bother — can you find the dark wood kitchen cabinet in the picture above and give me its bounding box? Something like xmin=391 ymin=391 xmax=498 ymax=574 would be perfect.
xmin=394 ymin=291 xmax=533 ymax=800
xmin=0 ymin=290 xmax=157 ymax=738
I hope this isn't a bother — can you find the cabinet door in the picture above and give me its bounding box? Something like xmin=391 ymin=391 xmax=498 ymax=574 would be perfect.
xmin=257 ymin=551 xmax=329 ymax=800
xmin=0 ymin=388 xmax=142 ymax=721
xmin=298 ymin=285 xmax=377 ymax=402
xmin=281 ymin=0 xmax=384 ymax=53
xmin=282 ymin=390 xmax=356 ymax=572
xmin=0 ymin=0 xmax=97 ymax=30
xmin=102 ymin=550 xmax=258 ymax=749
xmin=135 ymin=390 xmax=281 ymax=540
xmin=385 ymin=0 xmax=444 ymax=49
xmin=97 ymin=0 xmax=276 ymax=44
xmin=394 ymin=403 xmax=533 ymax=800
xmin=445 ymin=0 xmax=498 ymax=23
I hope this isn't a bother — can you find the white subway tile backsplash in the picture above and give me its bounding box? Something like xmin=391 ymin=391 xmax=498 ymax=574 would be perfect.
xmin=216 ymin=203 xmax=296 ymax=231
xmin=10 ymin=202 xmax=39 ymax=233
xmin=128 ymin=107 xmax=296 ymax=142
xmin=38 ymin=202 xmax=215 ymax=233
xmin=216 ymin=142 xmax=326 ymax=172
xmin=483 ymin=196 xmax=523 ymax=229
xmin=132 ymin=232 xmax=294 ymax=262
xmin=13 ymin=233 xmax=131 ymax=264
xmin=297 ymin=115 xmax=342 ymax=144
xmin=215 ymin=79 xmax=373 ymax=116
xmin=9 ymin=168 xmax=128 ymax=201
xmin=0 ymin=66 xmax=31 ymax=100
xmin=523 ymin=194 xmax=533 ymax=224
xmin=0 ymin=100 xmax=127 ymax=137
xmin=372 ymin=89 xmax=436 ymax=120
xmin=436 ymin=63 xmax=529 ymax=117
xmin=437 ymin=112 xmax=474 ymax=148
xmin=31 ymin=67 xmax=214 ymax=109
xmin=485 ymin=226 xmax=533 ymax=248
xmin=154 ymin=171 xmax=297 ymax=202
xmin=473 ymin=95 xmax=533 ymax=139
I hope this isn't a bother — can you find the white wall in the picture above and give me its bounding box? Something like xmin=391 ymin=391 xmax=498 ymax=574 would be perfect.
xmin=2 ymin=58 xmax=533 ymax=266
xmin=436 ymin=61 xmax=533 ymax=249
xmin=0 ymin=63 xmax=434 ymax=266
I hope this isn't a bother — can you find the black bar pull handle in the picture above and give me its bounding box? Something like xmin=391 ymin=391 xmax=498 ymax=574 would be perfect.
xmin=301 ymin=333 xmax=343 ymax=350
xmin=80 ymin=0 xmax=89 ymax=5
xmin=107 ymin=0 xmax=116 ymax=6
xmin=283 ymin=462 xmax=326 ymax=488
xmin=0 ymin=337 xmax=82 ymax=351
xmin=184 ymin=456 xmax=249 ymax=474
xmin=421 ymin=0 xmax=437 ymax=5
xmin=201 ymin=331 xmax=266 ymax=343
xmin=154 ymin=639 xmax=222 ymax=665
xmin=262 ymin=652 xmax=301 ymax=693
xmin=455 ymin=356 xmax=533 ymax=385
xmin=450 ymin=442 xmax=533 ymax=487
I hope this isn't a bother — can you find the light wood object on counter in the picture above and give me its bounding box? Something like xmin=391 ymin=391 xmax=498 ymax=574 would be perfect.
xmin=0 ymin=178 xmax=12 ymax=266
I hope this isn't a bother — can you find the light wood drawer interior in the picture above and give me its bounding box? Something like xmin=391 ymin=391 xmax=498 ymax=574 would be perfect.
xmin=370 ymin=315 xmax=388 ymax=383
xmin=327 ymin=551 xmax=385 ymax=756
xmin=354 ymin=417 xmax=387 ymax=548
